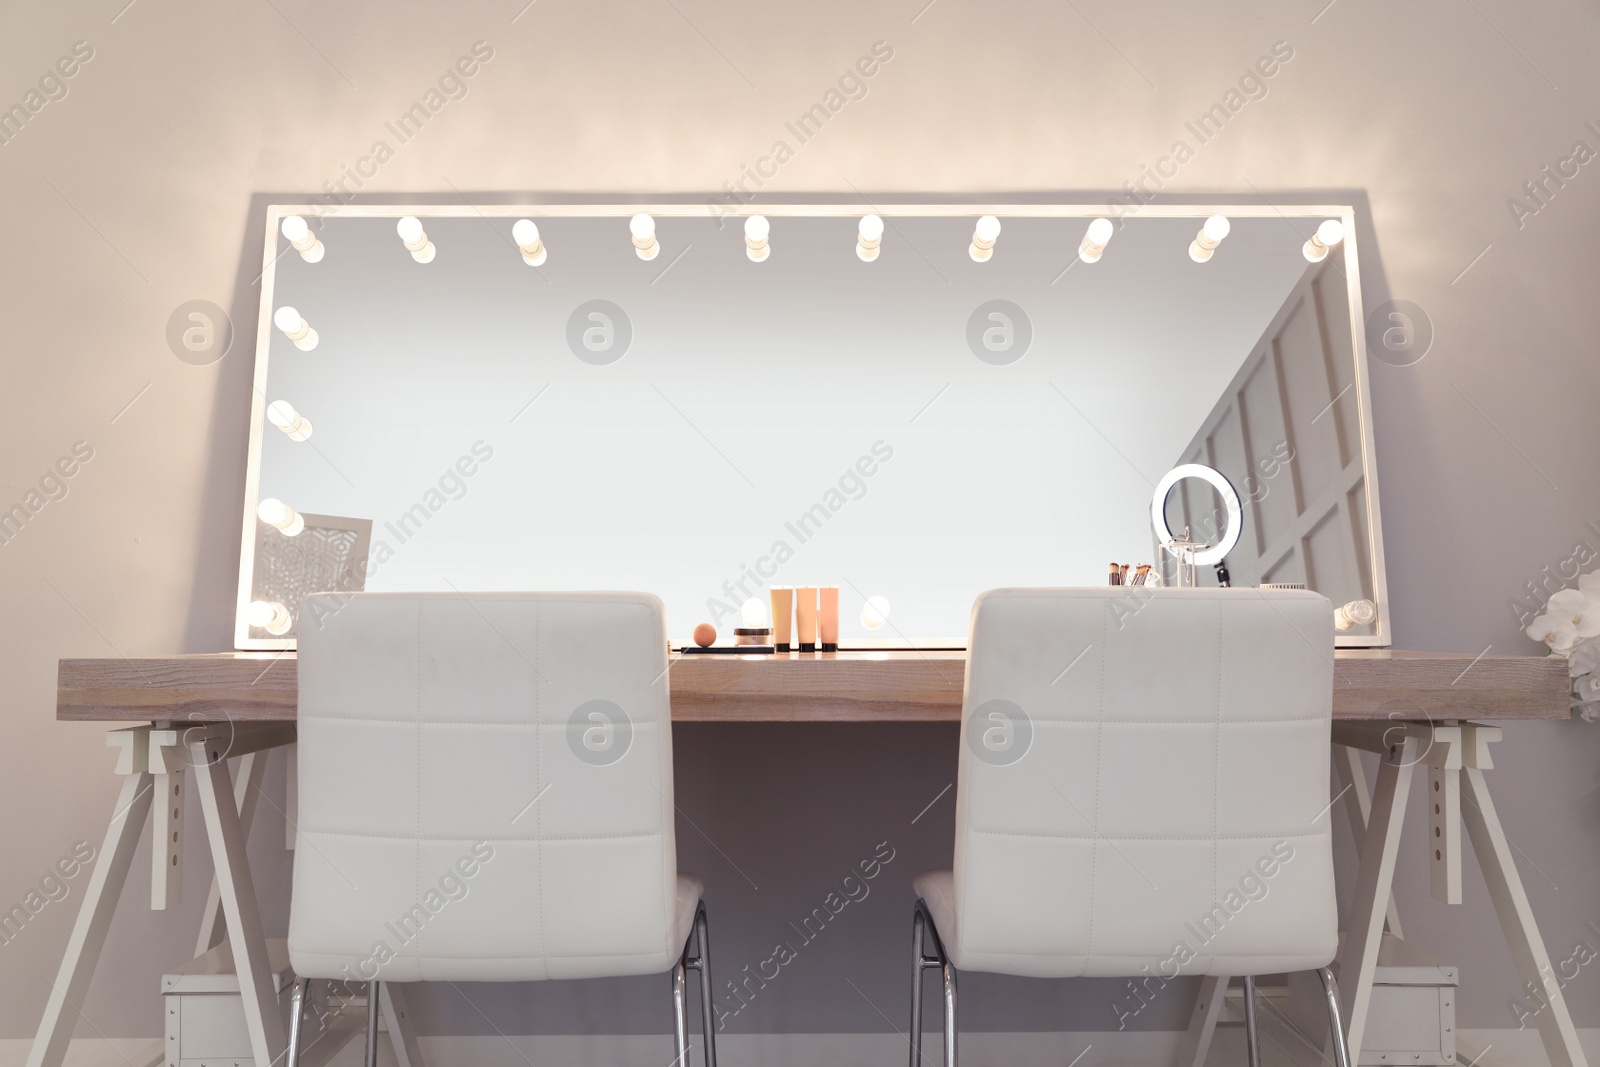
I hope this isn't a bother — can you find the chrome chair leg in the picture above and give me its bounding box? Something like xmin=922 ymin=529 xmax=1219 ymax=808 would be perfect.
xmin=1316 ymin=967 xmax=1353 ymax=1067
xmin=365 ymin=980 xmax=381 ymax=1067
xmin=910 ymin=900 xmax=957 ymax=1067
xmin=689 ymin=903 xmax=718 ymax=1067
xmin=1242 ymin=975 xmax=1261 ymax=1067
xmin=285 ymin=976 xmax=308 ymax=1067
xmin=940 ymin=960 xmax=957 ymax=1067
xmin=671 ymin=954 xmax=690 ymax=1067
xmin=909 ymin=906 xmax=927 ymax=1067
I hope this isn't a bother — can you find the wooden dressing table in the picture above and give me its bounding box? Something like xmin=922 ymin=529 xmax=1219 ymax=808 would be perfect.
xmin=32 ymin=649 xmax=1586 ymax=1067
xmin=54 ymin=647 xmax=1572 ymax=722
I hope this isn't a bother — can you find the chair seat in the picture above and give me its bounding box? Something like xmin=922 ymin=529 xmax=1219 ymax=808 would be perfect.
xmin=913 ymin=869 xmax=958 ymax=957
xmin=673 ymin=873 xmax=704 ymax=951
xmin=914 ymin=866 xmax=1332 ymax=978
xmin=290 ymin=871 xmax=705 ymax=983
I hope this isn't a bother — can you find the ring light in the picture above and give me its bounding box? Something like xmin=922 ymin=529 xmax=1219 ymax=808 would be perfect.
xmin=1150 ymin=463 xmax=1242 ymax=566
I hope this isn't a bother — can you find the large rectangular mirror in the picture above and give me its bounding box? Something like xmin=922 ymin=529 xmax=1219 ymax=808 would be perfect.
xmin=237 ymin=204 xmax=1388 ymax=649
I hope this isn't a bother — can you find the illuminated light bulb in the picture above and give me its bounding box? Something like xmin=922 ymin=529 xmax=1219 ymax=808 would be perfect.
xmin=272 ymin=306 xmax=317 ymax=351
xmin=280 ymin=215 xmax=323 ymax=263
xmin=856 ymin=214 xmax=884 ymax=262
xmin=265 ymin=399 xmax=313 ymax=442
xmin=1303 ymin=219 xmax=1345 ymax=263
xmin=396 ymin=215 xmax=435 ymax=264
xmin=741 ymin=597 xmax=768 ymax=628
xmin=1189 ymin=214 xmax=1231 ymax=263
xmin=630 ymin=213 xmax=659 ymax=261
xmin=1334 ymin=598 xmax=1378 ymax=632
xmin=860 ymin=595 xmax=892 ymax=631
xmin=968 ymin=215 xmax=1001 ymax=262
xmin=744 ymin=215 xmax=770 ymax=262
xmin=512 ymin=219 xmax=547 ymax=266
xmin=257 ymin=497 xmax=305 ymax=537
xmin=247 ymin=600 xmax=292 ymax=636
xmin=1079 ymin=217 xmax=1115 ymax=263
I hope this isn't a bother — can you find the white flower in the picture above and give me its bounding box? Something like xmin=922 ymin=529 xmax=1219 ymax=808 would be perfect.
xmin=1577 ymin=673 xmax=1600 ymax=703
xmin=1569 ymin=636 xmax=1600 ymax=679
xmin=1528 ymin=616 xmax=1579 ymax=653
xmin=1557 ymin=587 xmax=1600 ymax=633
xmin=1526 ymin=588 xmax=1600 ymax=654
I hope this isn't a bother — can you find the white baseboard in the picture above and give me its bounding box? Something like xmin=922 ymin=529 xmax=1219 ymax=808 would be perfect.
xmin=4 ymin=1028 xmax=1596 ymax=1067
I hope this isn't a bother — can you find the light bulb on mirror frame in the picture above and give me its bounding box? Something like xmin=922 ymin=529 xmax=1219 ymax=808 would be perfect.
xmin=1334 ymin=598 xmax=1377 ymax=631
xmin=257 ymin=497 xmax=304 ymax=537
xmin=512 ymin=219 xmax=547 ymax=265
xmin=857 ymin=214 xmax=884 ymax=261
xmin=744 ymin=215 xmax=770 ymax=262
xmin=265 ymin=399 xmax=313 ymax=441
xmin=272 ymin=306 xmax=317 ymax=350
xmin=630 ymin=213 xmax=659 ymax=260
xmin=969 ymin=215 xmax=1000 ymax=262
xmin=1303 ymin=218 xmax=1344 ymax=263
xmin=247 ymin=600 xmax=293 ymax=636
xmin=860 ymin=595 xmax=892 ymax=631
xmin=1189 ymin=215 xmax=1230 ymax=263
xmin=1079 ymin=217 xmax=1114 ymax=263
xmin=280 ymin=215 xmax=324 ymax=263
xmin=396 ymin=216 xmax=435 ymax=264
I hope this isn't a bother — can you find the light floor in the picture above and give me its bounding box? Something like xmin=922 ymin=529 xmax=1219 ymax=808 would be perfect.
xmin=5 ymin=989 xmax=1594 ymax=1067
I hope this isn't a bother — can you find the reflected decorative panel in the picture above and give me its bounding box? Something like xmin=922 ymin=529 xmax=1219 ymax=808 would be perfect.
xmin=248 ymin=513 xmax=371 ymax=640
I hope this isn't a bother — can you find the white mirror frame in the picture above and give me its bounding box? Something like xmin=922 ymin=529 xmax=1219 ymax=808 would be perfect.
xmin=236 ymin=202 xmax=1390 ymax=649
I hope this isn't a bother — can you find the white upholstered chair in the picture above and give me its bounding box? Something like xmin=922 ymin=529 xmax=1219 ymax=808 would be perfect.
xmin=910 ymin=587 xmax=1350 ymax=1067
xmin=285 ymin=591 xmax=716 ymax=1067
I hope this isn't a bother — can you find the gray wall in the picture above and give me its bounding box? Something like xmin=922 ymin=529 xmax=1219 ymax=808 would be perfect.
xmin=1 ymin=0 xmax=1597 ymax=1041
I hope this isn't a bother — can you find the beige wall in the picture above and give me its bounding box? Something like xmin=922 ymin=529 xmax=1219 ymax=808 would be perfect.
xmin=2 ymin=0 xmax=1598 ymax=1040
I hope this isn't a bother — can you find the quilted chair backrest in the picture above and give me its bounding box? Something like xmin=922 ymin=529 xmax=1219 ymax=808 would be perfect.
xmin=288 ymin=591 xmax=679 ymax=983
xmin=953 ymin=587 xmax=1337 ymax=978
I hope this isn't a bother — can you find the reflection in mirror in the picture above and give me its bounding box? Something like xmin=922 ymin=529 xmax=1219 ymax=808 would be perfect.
xmin=238 ymin=206 xmax=1386 ymax=649
xmin=1161 ymin=251 xmax=1375 ymax=633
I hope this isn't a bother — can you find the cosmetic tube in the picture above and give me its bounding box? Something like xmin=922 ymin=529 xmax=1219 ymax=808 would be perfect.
xmin=795 ymin=586 xmax=819 ymax=653
xmin=819 ymin=587 xmax=840 ymax=652
xmin=769 ymin=587 xmax=794 ymax=653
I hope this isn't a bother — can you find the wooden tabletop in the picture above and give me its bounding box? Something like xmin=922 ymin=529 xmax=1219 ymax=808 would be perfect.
xmin=57 ymin=649 xmax=1571 ymax=723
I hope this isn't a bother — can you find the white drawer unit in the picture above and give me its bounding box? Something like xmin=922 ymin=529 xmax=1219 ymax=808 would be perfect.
xmin=161 ymin=939 xmax=318 ymax=1067
xmin=1289 ymin=934 xmax=1459 ymax=1065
